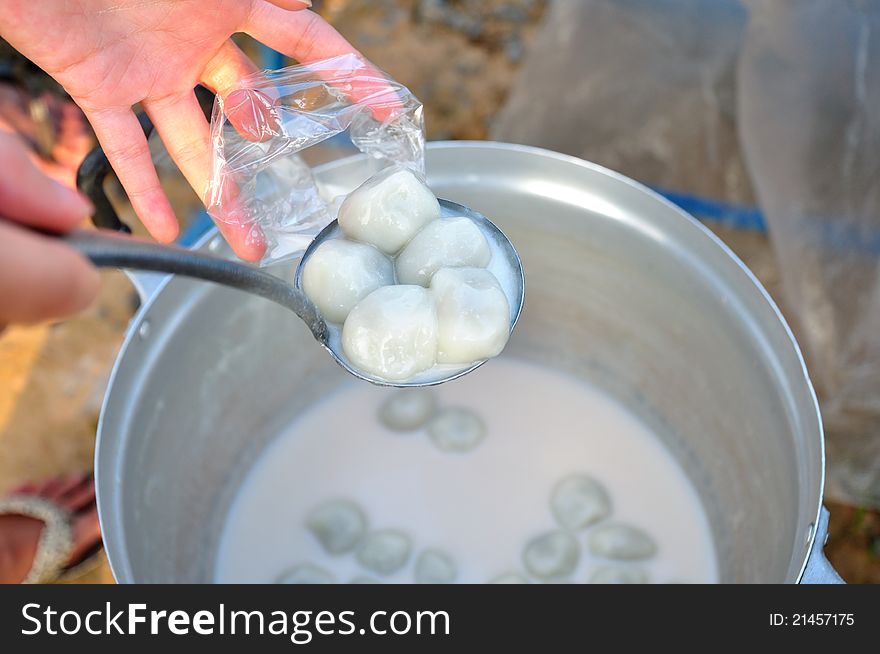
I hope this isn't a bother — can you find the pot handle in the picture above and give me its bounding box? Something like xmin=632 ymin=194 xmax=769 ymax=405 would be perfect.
xmin=800 ymin=506 xmax=844 ymax=584
xmin=75 ymin=87 xmax=215 ymax=303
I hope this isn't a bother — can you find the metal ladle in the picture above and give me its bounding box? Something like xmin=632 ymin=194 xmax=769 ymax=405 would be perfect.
xmin=68 ymin=98 xmax=522 ymax=386
xmin=55 ymin=199 xmax=524 ymax=387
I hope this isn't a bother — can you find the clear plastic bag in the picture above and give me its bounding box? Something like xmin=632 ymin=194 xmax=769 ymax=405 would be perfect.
xmin=206 ymin=53 xmax=425 ymax=263
xmin=492 ymin=0 xmax=753 ymax=204
xmin=739 ymin=0 xmax=880 ymax=505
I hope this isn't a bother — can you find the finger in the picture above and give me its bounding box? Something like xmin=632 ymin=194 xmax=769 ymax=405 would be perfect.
xmin=0 ymin=221 xmax=100 ymax=324
xmin=0 ymin=132 xmax=92 ymax=231
xmin=30 ymin=151 xmax=77 ymax=189
xmin=244 ymin=5 xmax=403 ymax=121
xmin=265 ymin=0 xmax=312 ymax=9
xmin=201 ymin=41 xmax=281 ymax=142
xmin=245 ymin=5 xmax=358 ymax=62
xmin=144 ymin=92 xmax=267 ymax=262
xmin=83 ymin=107 xmax=179 ymax=243
xmin=222 ymin=88 xmax=282 ymax=142
xmin=143 ymin=93 xmax=213 ymax=201
xmin=209 ymin=195 xmax=268 ymax=263
xmin=201 ymin=41 xmax=262 ymax=97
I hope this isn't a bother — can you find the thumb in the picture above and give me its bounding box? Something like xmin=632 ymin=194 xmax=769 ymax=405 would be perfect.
xmin=0 ymin=132 xmax=93 ymax=232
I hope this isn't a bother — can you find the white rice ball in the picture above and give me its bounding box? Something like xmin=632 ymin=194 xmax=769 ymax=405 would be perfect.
xmin=301 ymin=239 xmax=394 ymax=324
xmin=490 ymin=572 xmax=529 ymax=584
xmin=522 ymin=531 xmax=580 ymax=580
xmin=276 ymin=563 xmax=335 ymax=584
xmin=589 ymin=524 xmax=658 ymax=560
xmin=305 ymin=499 xmax=367 ymax=555
xmin=550 ymin=473 xmax=611 ymax=530
xmin=426 ymin=407 xmax=487 ymax=453
xmin=396 ymin=217 xmax=491 ymax=286
xmin=338 ymin=167 xmax=440 ymax=255
xmin=414 ymin=549 xmax=457 ymax=584
xmin=356 ymin=529 xmax=412 ymax=576
xmin=430 ymin=267 xmax=510 ymax=364
xmin=342 ymin=285 xmax=438 ymax=381
xmin=588 ymin=566 xmax=649 ymax=584
xmin=378 ymin=389 xmax=437 ymax=431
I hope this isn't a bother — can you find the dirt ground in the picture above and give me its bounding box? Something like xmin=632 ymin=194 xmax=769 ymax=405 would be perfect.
xmin=0 ymin=0 xmax=877 ymax=583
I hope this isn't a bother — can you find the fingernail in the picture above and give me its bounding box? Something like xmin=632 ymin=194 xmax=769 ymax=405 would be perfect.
xmin=297 ymin=0 xmax=312 ymax=6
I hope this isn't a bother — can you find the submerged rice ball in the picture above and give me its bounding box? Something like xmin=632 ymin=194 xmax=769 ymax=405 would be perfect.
xmin=338 ymin=168 xmax=440 ymax=255
xmin=414 ymin=549 xmax=457 ymax=584
xmin=396 ymin=217 xmax=491 ymax=286
xmin=305 ymin=499 xmax=367 ymax=555
xmin=301 ymin=239 xmax=394 ymax=323
xmin=490 ymin=572 xmax=529 ymax=584
xmin=550 ymin=473 xmax=611 ymax=530
xmin=589 ymin=524 xmax=658 ymax=560
xmin=426 ymin=407 xmax=487 ymax=453
xmin=277 ymin=563 xmax=335 ymax=584
xmin=342 ymin=285 xmax=438 ymax=381
xmin=430 ymin=267 xmax=510 ymax=364
xmin=356 ymin=529 xmax=412 ymax=576
xmin=588 ymin=566 xmax=649 ymax=584
xmin=522 ymin=530 xmax=580 ymax=580
xmin=378 ymin=389 xmax=437 ymax=431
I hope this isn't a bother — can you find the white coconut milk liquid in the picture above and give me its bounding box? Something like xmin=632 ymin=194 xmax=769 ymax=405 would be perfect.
xmin=215 ymin=358 xmax=719 ymax=583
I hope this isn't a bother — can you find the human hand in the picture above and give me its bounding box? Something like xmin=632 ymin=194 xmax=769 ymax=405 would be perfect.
xmin=0 ymin=0 xmax=367 ymax=261
xmin=0 ymin=132 xmax=99 ymax=327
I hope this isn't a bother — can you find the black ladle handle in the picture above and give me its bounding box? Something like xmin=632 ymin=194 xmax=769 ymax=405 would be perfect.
xmin=75 ymin=86 xmax=214 ymax=233
xmin=64 ymin=87 xmax=326 ymax=340
xmin=60 ymin=228 xmax=327 ymax=341
xmin=67 ymin=86 xmax=325 ymax=339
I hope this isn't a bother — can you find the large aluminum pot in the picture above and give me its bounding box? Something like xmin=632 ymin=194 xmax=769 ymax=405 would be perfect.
xmin=93 ymin=142 xmax=839 ymax=583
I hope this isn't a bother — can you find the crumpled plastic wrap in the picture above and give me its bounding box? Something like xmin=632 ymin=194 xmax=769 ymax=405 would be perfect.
xmin=492 ymin=0 xmax=753 ymax=205
xmin=206 ymin=53 xmax=425 ymax=263
xmin=739 ymin=0 xmax=880 ymax=505
xmin=494 ymin=0 xmax=880 ymax=506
